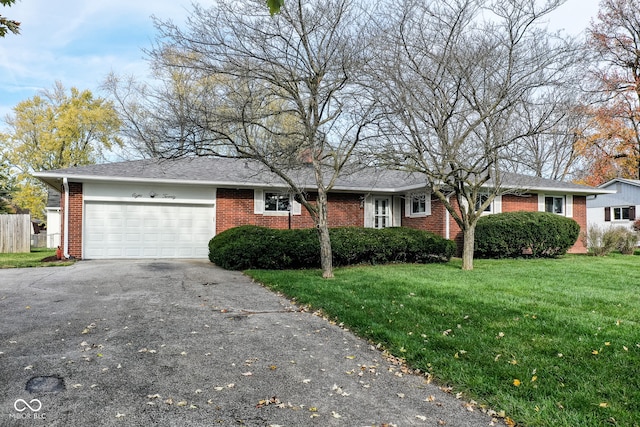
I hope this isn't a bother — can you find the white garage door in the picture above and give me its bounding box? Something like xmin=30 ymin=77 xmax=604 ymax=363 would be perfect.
xmin=84 ymin=202 xmax=215 ymax=259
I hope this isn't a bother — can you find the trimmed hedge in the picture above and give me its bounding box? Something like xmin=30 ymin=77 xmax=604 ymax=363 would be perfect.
xmin=474 ymin=211 xmax=580 ymax=258
xmin=208 ymin=225 xmax=456 ymax=270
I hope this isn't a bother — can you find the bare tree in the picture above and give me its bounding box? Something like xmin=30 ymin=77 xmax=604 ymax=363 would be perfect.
xmin=505 ymin=94 xmax=588 ymax=181
xmin=371 ymin=0 xmax=581 ymax=270
xmin=110 ymin=0 xmax=377 ymax=278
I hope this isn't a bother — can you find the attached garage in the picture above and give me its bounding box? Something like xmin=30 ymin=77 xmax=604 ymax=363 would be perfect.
xmin=74 ymin=181 xmax=217 ymax=259
xmin=84 ymin=201 xmax=215 ymax=258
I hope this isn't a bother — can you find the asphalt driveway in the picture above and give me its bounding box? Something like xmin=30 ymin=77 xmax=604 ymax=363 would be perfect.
xmin=0 ymin=260 xmax=503 ymax=426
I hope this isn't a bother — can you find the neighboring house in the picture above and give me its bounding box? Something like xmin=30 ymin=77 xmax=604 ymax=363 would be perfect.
xmin=34 ymin=157 xmax=607 ymax=260
xmin=586 ymin=178 xmax=640 ymax=231
xmin=45 ymin=188 xmax=62 ymax=249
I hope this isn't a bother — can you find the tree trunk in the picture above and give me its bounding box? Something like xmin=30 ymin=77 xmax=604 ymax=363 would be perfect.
xmin=461 ymin=224 xmax=475 ymax=271
xmin=316 ymin=187 xmax=334 ymax=278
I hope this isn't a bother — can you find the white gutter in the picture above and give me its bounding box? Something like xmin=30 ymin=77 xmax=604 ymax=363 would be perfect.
xmin=63 ymin=177 xmax=70 ymax=259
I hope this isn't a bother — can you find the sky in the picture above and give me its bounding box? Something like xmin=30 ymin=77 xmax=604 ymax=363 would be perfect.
xmin=0 ymin=0 xmax=602 ymax=123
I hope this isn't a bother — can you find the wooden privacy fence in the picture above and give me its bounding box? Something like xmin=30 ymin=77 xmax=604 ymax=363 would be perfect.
xmin=0 ymin=214 xmax=31 ymax=253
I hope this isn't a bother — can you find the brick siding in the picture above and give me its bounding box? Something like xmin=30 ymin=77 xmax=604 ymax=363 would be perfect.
xmin=215 ymin=189 xmax=364 ymax=233
xmin=60 ymin=182 xmax=83 ymax=259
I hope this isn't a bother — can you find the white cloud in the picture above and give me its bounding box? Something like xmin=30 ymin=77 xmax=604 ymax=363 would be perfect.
xmin=0 ymin=0 xmax=193 ymax=119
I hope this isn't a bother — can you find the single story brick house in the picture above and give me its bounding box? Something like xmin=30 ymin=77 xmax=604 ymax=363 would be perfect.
xmin=34 ymin=157 xmax=608 ymax=259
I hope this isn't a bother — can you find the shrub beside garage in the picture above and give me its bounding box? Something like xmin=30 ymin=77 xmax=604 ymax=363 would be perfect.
xmin=474 ymin=211 xmax=580 ymax=258
xmin=209 ymin=225 xmax=456 ymax=270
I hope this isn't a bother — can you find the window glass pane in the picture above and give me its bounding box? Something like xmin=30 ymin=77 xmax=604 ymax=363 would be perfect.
xmin=412 ymin=195 xmax=425 ymax=214
xmin=553 ymin=197 xmax=563 ymax=214
xmin=277 ymin=196 xmax=290 ymax=211
xmin=265 ymin=193 xmax=289 ymax=212
xmin=545 ymin=197 xmax=554 ymax=213
xmin=265 ymin=193 xmax=278 ymax=211
xmin=614 ymin=207 xmax=621 ymax=220
xmin=545 ymin=196 xmax=563 ymax=214
xmin=476 ymin=194 xmax=491 ymax=212
xmin=622 ymin=207 xmax=630 ymax=219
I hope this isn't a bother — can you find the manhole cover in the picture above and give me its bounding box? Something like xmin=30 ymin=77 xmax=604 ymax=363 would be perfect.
xmin=26 ymin=376 xmax=65 ymax=393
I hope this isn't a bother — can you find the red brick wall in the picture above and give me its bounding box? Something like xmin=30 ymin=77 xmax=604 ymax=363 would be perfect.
xmin=501 ymin=193 xmax=587 ymax=253
xmin=501 ymin=193 xmax=539 ymax=212
xmin=569 ymin=196 xmax=587 ymax=253
xmin=61 ymin=182 xmax=83 ymax=259
xmin=401 ymin=193 xmax=588 ymax=255
xmin=215 ymin=189 xmax=364 ymax=233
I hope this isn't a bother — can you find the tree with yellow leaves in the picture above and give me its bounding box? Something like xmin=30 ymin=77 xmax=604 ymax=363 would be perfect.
xmin=1 ymin=82 xmax=121 ymax=219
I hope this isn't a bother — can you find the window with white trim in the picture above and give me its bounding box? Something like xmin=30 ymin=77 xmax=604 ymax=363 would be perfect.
xmin=411 ymin=194 xmax=426 ymax=215
xmin=405 ymin=192 xmax=431 ymax=218
xmin=605 ymin=206 xmax=636 ymax=222
xmin=264 ymin=192 xmax=290 ymax=212
xmin=475 ymin=194 xmax=492 ymax=213
xmin=545 ymin=196 xmax=564 ymax=214
xmin=254 ymin=189 xmax=301 ymax=215
xmin=613 ymin=206 xmax=630 ymax=220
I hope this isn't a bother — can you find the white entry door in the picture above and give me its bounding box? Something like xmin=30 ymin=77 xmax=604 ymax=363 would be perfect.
xmin=373 ymin=197 xmax=391 ymax=229
xmin=84 ymin=202 xmax=214 ymax=259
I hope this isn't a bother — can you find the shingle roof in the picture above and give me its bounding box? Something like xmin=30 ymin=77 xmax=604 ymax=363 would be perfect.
xmin=34 ymin=157 xmax=605 ymax=195
xmin=599 ymin=178 xmax=640 ymax=189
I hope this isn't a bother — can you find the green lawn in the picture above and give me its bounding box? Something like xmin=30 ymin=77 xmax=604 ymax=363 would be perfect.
xmin=0 ymin=248 xmax=74 ymax=268
xmin=247 ymin=255 xmax=640 ymax=427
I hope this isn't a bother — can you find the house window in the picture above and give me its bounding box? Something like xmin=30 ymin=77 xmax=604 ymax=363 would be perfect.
xmin=405 ymin=192 xmax=431 ymax=218
xmin=264 ymin=192 xmax=290 ymax=212
xmin=411 ymin=194 xmax=427 ymax=215
xmin=613 ymin=206 xmax=631 ymax=220
xmin=545 ymin=196 xmax=564 ymax=214
xmin=475 ymin=194 xmax=492 ymax=213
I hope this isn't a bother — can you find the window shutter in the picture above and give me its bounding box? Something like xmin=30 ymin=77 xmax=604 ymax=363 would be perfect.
xmin=424 ymin=192 xmax=432 ymax=216
xmin=364 ymin=195 xmax=373 ymax=228
xmin=254 ymin=189 xmax=264 ymax=214
xmin=604 ymin=206 xmax=611 ymax=221
xmin=493 ymin=194 xmax=502 ymax=214
xmin=405 ymin=195 xmax=411 ymax=217
xmin=393 ymin=197 xmax=402 ymax=226
xmin=629 ymin=206 xmax=636 ymax=221
xmin=538 ymin=194 xmax=545 ymax=212
xmin=292 ymin=199 xmax=302 ymax=215
xmin=565 ymin=195 xmax=573 ymax=218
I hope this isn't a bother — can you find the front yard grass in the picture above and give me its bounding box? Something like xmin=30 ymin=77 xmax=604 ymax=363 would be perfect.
xmin=0 ymin=248 xmax=73 ymax=268
xmin=247 ymin=255 xmax=640 ymax=427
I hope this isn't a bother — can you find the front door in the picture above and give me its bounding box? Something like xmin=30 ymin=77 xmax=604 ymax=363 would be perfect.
xmin=374 ymin=197 xmax=391 ymax=229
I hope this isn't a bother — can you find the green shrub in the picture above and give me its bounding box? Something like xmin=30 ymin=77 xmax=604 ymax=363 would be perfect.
xmin=475 ymin=211 xmax=580 ymax=258
xmin=583 ymin=224 xmax=639 ymax=256
xmin=209 ymin=226 xmax=455 ymax=270
xmin=617 ymin=228 xmax=639 ymax=255
xmin=583 ymin=224 xmax=619 ymax=256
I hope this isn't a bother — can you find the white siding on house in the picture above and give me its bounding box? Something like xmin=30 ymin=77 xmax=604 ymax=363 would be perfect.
xmin=46 ymin=208 xmax=61 ymax=248
xmin=586 ymin=180 xmax=640 ymax=232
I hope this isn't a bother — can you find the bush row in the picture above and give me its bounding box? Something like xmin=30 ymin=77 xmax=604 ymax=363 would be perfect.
xmin=474 ymin=211 xmax=580 ymax=258
xmin=583 ymin=224 xmax=639 ymax=256
xmin=208 ymin=225 xmax=456 ymax=270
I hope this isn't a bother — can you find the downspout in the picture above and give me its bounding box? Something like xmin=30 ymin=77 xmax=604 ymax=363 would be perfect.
xmin=63 ymin=177 xmax=70 ymax=259
xmin=445 ymin=194 xmax=451 ymax=240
